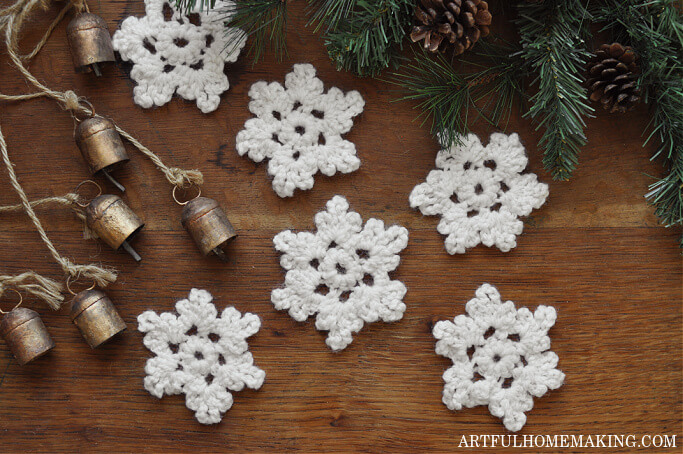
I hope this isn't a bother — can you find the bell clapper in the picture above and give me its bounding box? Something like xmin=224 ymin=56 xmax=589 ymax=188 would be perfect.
xmin=212 ymin=247 xmax=229 ymax=262
xmin=121 ymin=240 xmax=142 ymax=262
xmin=102 ymin=169 xmax=125 ymax=192
xmin=91 ymin=62 xmax=102 ymax=77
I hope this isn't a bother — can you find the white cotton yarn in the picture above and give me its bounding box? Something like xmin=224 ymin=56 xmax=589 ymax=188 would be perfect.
xmin=410 ymin=133 xmax=549 ymax=254
xmin=112 ymin=0 xmax=245 ymax=113
xmin=236 ymin=64 xmax=365 ymax=197
xmin=272 ymin=196 xmax=409 ymax=351
xmin=433 ymin=284 xmax=564 ymax=432
xmin=138 ymin=289 xmax=265 ymax=424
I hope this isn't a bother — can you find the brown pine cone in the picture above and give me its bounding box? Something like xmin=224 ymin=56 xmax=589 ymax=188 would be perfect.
xmin=410 ymin=0 xmax=492 ymax=55
xmin=586 ymin=43 xmax=641 ymax=113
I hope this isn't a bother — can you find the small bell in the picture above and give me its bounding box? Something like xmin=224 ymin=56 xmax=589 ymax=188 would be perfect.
xmin=66 ymin=13 xmax=115 ymax=76
xmin=75 ymin=116 xmax=129 ymax=192
xmin=181 ymin=197 xmax=237 ymax=261
xmin=0 ymin=307 xmax=55 ymax=365
xmin=85 ymin=194 xmax=145 ymax=262
xmin=71 ymin=289 xmax=126 ymax=348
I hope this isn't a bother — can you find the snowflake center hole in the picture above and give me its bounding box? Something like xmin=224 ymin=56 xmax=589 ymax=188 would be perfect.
xmin=484 ymin=160 xmax=497 ymax=170
xmin=309 ymin=258 xmax=320 ymax=269
xmin=194 ymin=351 xmax=204 ymax=360
xmin=474 ymin=184 xmax=483 ymax=195
xmin=295 ymin=125 xmax=305 ymax=135
xmin=292 ymin=151 xmax=300 ymax=161
xmin=493 ymin=354 xmax=501 ymax=363
xmin=336 ymin=264 xmax=347 ymax=274
xmin=463 ymin=161 xmax=472 ymax=170
xmin=328 ymin=241 xmax=337 ymax=249
xmin=315 ymin=284 xmax=330 ymax=296
xmin=173 ymin=38 xmax=188 ymax=48
xmin=218 ymin=354 xmax=226 ymax=365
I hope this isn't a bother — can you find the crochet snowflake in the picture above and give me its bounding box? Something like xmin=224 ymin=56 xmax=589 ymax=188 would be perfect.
xmin=433 ymin=284 xmax=564 ymax=432
xmin=112 ymin=0 xmax=245 ymax=113
xmin=409 ymin=133 xmax=549 ymax=254
xmin=138 ymin=289 xmax=265 ymax=424
xmin=236 ymin=64 xmax=365 ymax=197
xmin=272 ymin=196 xmax=409 ymax=351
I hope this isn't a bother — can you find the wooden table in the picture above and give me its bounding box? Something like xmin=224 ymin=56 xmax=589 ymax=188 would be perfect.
xmin=1 ymin=1 xmax=680 ymax=452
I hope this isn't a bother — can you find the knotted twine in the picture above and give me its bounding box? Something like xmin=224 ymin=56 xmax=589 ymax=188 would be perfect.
xmin=0 ymin=0 xmax=203 ymax=309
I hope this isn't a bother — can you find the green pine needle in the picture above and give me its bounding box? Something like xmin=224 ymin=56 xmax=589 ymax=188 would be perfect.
xmin=515 ymin=0 xmax=594 ymax=181
xmin=597 ymin=0 xmax=682 ymax=243
xmin=390 ymin=42 xmax=528 ymax=148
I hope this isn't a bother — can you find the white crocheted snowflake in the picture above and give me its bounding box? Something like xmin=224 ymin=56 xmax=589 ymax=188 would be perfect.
xmin=272 ymin=196 xmax=409 ymax=351
xmin=112 ymin=0 xmax=245 ymax=113
xmin=433 ymin=284 xmax=564 ymax=432
xmin=138 ymin=289 xmax=265 ymax=424
xmin=410 ymin=133 xmax=549 ymax=254
xmin=236 ymin=64 xmax=365 ymax=197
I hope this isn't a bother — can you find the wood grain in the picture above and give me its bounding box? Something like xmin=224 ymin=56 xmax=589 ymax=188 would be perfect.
xmin=0 ymin=2 xmax=681 ymax=452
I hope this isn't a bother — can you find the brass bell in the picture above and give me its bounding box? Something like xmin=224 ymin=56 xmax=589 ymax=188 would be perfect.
xmin=85 ymin=194 xmax=144 ymax=262
xmin=181 ymin=197 xmax=237 ymax=261
xmin=71 ymin=289 xmax=126 ymax=348
xmin=0 ymin=307 xmax=55 ymax=365
xmin=75 ymin=116 xmax=129 ymax=192
xmin=66 ymin=13 xmax=115 ymax=76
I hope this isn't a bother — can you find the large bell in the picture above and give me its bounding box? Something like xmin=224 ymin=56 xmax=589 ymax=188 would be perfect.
xmin=66 ymin=13 xmax=115 ymax=76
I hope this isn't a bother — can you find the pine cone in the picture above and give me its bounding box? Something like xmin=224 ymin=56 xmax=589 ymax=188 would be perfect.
xmin=586 ymin=43 xmax=641 ymax=113
xmin=410 ymin=0 xmax=492 ymax=55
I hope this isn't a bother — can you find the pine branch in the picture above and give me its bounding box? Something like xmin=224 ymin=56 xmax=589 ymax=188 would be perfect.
xmin=390 ymin=41 xmax=528 ymax=148
xmin=220 ymin=0 xmax=288 ymax=64
xmin=596 ymin=0 xmax=683 ymax=243
xmin=321 ymin=0 xmax=413 ymax=77
xmin=515 ymin=0 xmax=594 ymax=181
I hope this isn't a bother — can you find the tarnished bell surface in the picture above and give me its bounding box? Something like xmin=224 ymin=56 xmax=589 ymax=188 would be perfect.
xmin=75 ymin=116 xmax=129 ymax=175
xmin=85 ymin=194 xmax=144 ymax=260
xmin=66 ymin=13 xmax=115 ymax=74
xmin=71 ymin=289 xmax=126 ymax=348
xmin=0 ymin=308 xmax=55 ymax=365
xmin=181 ymin=197 xmax=237 ymax=259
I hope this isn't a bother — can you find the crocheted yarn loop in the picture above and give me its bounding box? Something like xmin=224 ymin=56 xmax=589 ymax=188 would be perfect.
xmin=236 ymin=64 xmax=365 ymax=197
xmin=272 ymin=196 xmax=409 ymax=351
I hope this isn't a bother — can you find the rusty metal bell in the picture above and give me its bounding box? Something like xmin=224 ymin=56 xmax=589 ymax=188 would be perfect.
xmin=0 ymin=308 xmax=55 ymax=365
xmin=181 ymin=197 xmax=237 ymax=261
xmin=71 ymin=289 xmax=126 ymax=348
xmin=66 ymin=13 xmax=115 ymax=76
xmin=85 ymin=194 xmax=144 ymax=262
xmin=75 ymin=116 xmax=129 ymax=192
